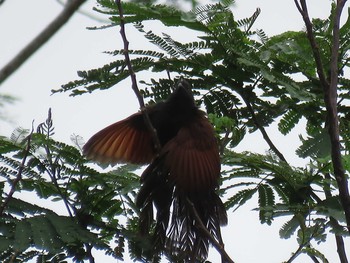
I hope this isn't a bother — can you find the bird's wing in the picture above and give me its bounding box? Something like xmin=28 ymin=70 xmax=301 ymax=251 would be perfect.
xmin=162 ymin=115 xmax=220 ymax=193
xmin=83 ymin=112 xmax=155 ymax=164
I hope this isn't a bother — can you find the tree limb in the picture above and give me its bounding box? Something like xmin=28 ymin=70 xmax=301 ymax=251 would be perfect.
xmin=324 ymin=173 xmax=348 ymax=263
xmin=294 ymin=0 xmax=350 ymax=233
xmin=0 ymin=0 xmax=87 ymax=85
xmin=293 ymin=0 xmax=329 ymax=89
xmin=115 ymin=0 xmax=161 ymax=153
xmin=327 ymin=0 xmax=350 ymax=232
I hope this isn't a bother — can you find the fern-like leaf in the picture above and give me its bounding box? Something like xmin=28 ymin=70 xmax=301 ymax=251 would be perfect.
xmin=296 ymin=131 xmax=331 ymax=158
xmin=279 ymin=215 xmax=300 ymax=239
xmin=225 ymin=188 xmax=257 ymax=210
xmin=257 ymin=184 xmax=275 ymax=224
xmin=278 ymin=109 xmax=302 ymax=135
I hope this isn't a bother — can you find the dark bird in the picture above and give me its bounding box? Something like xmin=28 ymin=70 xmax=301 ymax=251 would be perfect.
xmin=83 ymin=79 xmax=227 ymax=262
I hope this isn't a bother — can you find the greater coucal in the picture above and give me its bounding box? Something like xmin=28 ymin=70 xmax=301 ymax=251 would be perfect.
xmin=83 ymin=79 xmax=227 ymax=262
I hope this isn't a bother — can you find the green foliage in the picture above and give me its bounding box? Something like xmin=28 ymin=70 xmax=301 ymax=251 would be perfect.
xmin=0 ymin=110 xmax=141 ymax=262
xmin=278 ymin=109 xmax=302 ymax=135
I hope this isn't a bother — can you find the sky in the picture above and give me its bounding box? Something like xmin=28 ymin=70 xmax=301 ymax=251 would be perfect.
xmin=0 ymin=0 xmax=349 ymax=262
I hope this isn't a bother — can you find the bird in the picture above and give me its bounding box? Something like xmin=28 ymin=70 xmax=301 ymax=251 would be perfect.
xmin=83 ymin=78 xmax=227 ymax=262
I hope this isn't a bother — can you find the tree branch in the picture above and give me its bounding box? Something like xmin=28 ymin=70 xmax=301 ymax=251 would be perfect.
xmin=242 ymin=96 xmax=287 ymax=162
xmin=328 ymin=0 xmax=350 ymax=232
xmin=226 ymin=76 xmax=288 ymax=163
xmin=0 ymin=0 xmax=87 ymax=85
xmin=85 ymin=243 xmax=95 ymax=263
xmin=293 ymin=0 xmax=329 ymax=90
xmin=294 ymin=0 xmax=350 ymax=233
xmin=324 ymin=172 xmax=349 ymax=263
xmin=115 ymin=0 xmax=161 ymax=153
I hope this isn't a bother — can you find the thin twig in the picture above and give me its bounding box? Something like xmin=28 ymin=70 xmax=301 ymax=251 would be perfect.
xmin=38 ymin=109 xmax=75 ymax=217
xmin=0 ymin=0 xmax=87 ymax=85
xmin=8 ymin=251 xmax=19 ymax=263
xmin=225 ymin=75 xmax=287 ymax=163
xmin=186 ymin=198 xmax=235 ymax=263
xmin=208 ymin=21 xmax=287 ymax=163
xmin=115 ymin=0 xmax=161 ymax=153
xmin=284 ymin=229 xmax=317 ymax=263
xmin=247 ymin=76 xmax=287 ymax=162
xmin=243 ymin=96 xmax=287 ymax=162
xmin=0 ymin=132 xmax=32 ymax=216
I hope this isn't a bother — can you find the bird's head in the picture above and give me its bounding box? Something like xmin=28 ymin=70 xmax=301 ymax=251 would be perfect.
xmin=169 ymin=78 xmax=195 ymax=104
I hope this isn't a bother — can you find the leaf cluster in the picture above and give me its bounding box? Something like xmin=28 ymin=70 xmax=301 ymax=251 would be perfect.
xmin=0 ymin=110 xmax=142 ymax=262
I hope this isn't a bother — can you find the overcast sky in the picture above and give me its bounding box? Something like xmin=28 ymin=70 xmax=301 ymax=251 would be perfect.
xmin=0 ymin=1 xmax=348 ymax=262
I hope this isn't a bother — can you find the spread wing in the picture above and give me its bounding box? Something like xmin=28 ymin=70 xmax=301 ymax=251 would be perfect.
xmin=83 ymin=112 xmax=155 ymax=164
xmin=162 ymin=114 xmax=220 ymax=193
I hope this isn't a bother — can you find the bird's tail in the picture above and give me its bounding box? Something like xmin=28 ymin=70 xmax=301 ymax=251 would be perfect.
xmin=136 ymin=163 xmax=227 ymax=262
xmin=166 ymin=190 xmax=227 ymax=262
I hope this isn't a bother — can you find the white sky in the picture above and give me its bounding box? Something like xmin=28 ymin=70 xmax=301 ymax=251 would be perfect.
xmin=0 ymin=0 xmax=349 ymax=262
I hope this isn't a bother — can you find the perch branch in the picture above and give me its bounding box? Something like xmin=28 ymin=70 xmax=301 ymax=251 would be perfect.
xmin=115 ymin=0 xmax=161 ymax=153
xmin=293 ymin=0 xmax=329 ymax=89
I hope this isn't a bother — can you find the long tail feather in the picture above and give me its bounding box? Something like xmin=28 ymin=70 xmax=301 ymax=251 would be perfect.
xmin=137 ymin=162 xmax=227 ymax=262
xmin=166 ymin=190 xmax=227 ymax=262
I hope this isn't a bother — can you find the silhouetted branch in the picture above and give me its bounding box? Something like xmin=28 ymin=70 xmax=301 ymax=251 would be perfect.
xmin=293 ymin=0 xmax=329 ymax=90
xmin=115 ymin=0 xmax=161 ymax=153
xmin=0 ymin=0 xmax=87 ymax=85
xmin=327 ymin=1 xmax=350 ymax=232
xmin=243 ymin=95 xmax=287 ymax=163
xmin=324 ymin=173 xmax=348 ymax=263
xmin=284 ymin=229 xmax=319 ymax=263
xmin=294 ymin=0 xmax=350 ymax=233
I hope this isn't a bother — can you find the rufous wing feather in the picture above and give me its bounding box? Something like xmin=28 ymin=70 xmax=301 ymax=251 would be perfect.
xmin=162 ymin=115 xmax=220 ymax=193
xmin=83 ymin=113 xmax=155 ymax=164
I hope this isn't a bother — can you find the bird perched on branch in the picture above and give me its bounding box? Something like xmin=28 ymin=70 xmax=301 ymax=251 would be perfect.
xmin=83 ymin=78 xmax=227 ymax=262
